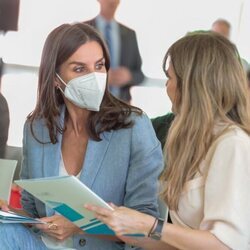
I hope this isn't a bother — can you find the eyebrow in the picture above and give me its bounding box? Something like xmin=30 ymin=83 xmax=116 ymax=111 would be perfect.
xmin=68 ymin=57 xmax=105 ymax=66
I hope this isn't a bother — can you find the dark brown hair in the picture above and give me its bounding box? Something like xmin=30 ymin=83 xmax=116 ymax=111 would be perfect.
xmin=28 ymin=22 xmax=142 ymax=144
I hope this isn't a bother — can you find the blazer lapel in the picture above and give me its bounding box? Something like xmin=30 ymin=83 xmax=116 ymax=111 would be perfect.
xmin=42 ymin=108 xmax=64 ymax=178
xmin=42 ymin=135 xmax=61 ymax=178
xmin=80 ymin=130 xmax=113 ymax=188
xmin=42 ymin=110 xmax=64 ymax=216
xmin=119 ymin=24 xmax=126 ymax=64
xmin=41 ymin=107 xmax=112 ymax=214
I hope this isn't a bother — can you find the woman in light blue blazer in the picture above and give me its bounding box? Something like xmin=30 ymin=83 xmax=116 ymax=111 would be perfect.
xmin=0 ymin=23 xmax=163 ymax=250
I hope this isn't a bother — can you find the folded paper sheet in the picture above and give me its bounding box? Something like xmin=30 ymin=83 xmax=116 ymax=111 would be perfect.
xmin=0 ymin=210 xmax=45 ymax=224
xmin=15 ymin=176 xmax=116 ymax=235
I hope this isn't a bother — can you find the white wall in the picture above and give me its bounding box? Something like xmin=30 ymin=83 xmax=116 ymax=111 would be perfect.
xmin=1 ymin=0 xmax=249 ymax=146
xmin=1 ymin=0 xmax=249 ymax=75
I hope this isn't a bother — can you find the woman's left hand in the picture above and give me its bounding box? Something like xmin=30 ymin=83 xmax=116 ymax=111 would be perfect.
xmin=85 ymin=203 xmax=155 ymax=237
xmin=35 ymin=214 xmax=82 ymax=241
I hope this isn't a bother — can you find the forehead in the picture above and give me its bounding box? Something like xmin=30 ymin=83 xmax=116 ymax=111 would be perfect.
xmin=67 ymin=41 xmax=104 ymax=63
xmin=213 ymin=22 xmax=230 ymax=37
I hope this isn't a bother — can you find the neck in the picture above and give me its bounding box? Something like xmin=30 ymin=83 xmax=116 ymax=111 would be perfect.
xmin=100 ymin=11 xmax=115 ymax=21
xmin=65 ymin=105 xmax=89 ymax=136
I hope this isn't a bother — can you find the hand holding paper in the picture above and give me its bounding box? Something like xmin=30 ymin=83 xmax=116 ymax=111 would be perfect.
xmin=15 ymin=175 xmax=115 ymax=235
xmin=15 ymin=176 xmax=145 ymax=237
xmin=0 ymin=199 xmax=9 ymax=212
xmin=85 ymin=203 xmax=151 ymax=237
xmin=35 ymin=214 xmax=82 ymax=241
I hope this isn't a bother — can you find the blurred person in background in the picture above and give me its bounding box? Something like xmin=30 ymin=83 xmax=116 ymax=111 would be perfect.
xmin=85 ymin=0 xmax=145 ymax=103
xmin=247 ymin=69 xmax=250 ymax=87
xmin=211 ymin=18 xmax=250 ymax=71
xmin=211 ymin=18 xmax=231 ymax=39
xmin=0 ymin=58 xmax=10 ymax=158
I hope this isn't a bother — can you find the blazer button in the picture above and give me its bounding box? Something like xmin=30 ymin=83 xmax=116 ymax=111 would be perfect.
xmin=79 ymin=238 xmax=86 ymax=247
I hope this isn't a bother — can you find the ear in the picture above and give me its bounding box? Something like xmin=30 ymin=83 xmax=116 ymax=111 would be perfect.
xmin=54 ymin=75 xmax=60 ymax=88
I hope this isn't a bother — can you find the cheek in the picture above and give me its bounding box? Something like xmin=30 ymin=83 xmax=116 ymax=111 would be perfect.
xmin=166 ymin=82 xmax=175 ymax=102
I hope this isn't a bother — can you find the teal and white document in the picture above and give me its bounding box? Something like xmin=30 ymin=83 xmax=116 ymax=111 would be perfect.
xmin=0 ymin=210 xmax=45 ymax=224
xmin=15 ymin=176 xmax=115 ymax=235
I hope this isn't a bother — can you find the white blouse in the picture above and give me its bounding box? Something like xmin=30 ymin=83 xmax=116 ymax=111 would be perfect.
xmin=170 ymin=126 xmax=250 ymax=250
xmin=41 ymin=153 xmax=81 ymax=249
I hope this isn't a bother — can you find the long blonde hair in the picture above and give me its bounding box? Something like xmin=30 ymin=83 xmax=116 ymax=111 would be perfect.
xmin=161 ymin=32 xmax=250 ymax=210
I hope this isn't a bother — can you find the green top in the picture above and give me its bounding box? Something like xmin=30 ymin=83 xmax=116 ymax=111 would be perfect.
xmin=151 ymin=113 xmax=175 ymax=223
xmin=151 ymin=113 xmax=175 ymax=149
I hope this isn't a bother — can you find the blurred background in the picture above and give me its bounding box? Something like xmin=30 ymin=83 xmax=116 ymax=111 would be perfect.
xmin=0 ymin=0 xmax=249 ymax=147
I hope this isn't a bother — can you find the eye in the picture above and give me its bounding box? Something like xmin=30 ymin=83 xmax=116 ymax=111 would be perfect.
xmin=95 ymin=62 xmax=105 ymax=70
xmin=74 ymin=66 xmax=85 ymax=73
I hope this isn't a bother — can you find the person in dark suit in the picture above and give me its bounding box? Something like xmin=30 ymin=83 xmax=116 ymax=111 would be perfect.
xmin=85 ymin=0 xmax=144 ymax=102
xmin=211 ymin=18 xmax=249 ymax=71
xmin=0 ymin=58 xmax=10 ymax=158
xmin=0 ymin=93 xmax=9 ymax=158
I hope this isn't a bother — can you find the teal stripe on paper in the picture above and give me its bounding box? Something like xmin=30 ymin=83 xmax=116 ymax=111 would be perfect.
xmin=90 ymin=218 xmax=99 ymax=222
xmin=54 ymin=204 xmax=84 ymax=222
xmin=46 ymin=200 xmax=84 ymax=222
xmin=80 ymin=220 xmax=102 ymax=229
xmin=84 ymin=223 xmax=115 ymax=235
xmin=54 ymin=204 xmax=84 ymax=221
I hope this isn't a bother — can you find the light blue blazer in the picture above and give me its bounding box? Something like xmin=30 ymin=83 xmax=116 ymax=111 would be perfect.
xmin=20 ymin=110 xmax=164 ymax=250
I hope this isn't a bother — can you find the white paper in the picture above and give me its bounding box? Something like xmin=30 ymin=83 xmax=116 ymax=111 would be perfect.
xmin=0 ymin=159 xmax=17 ymax=203
xmin=0 ymin=210 xmax=46 ymax=224
xmin=15 ymin=176 xmax=115 ymax=235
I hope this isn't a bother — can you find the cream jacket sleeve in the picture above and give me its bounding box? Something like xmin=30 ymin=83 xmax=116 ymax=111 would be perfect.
xmin=200 ymin=129 xmax=250 ymax=250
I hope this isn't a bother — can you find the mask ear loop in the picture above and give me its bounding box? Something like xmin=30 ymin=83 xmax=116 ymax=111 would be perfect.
xmin=55 ymin=73 xmax=67 ymax=94
xmin=56 ymin=73 xmax=67 ymax=86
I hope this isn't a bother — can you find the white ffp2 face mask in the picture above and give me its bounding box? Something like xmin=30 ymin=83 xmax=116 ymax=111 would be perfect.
xmin=56 ymin=72 xmax=107 ymax=111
